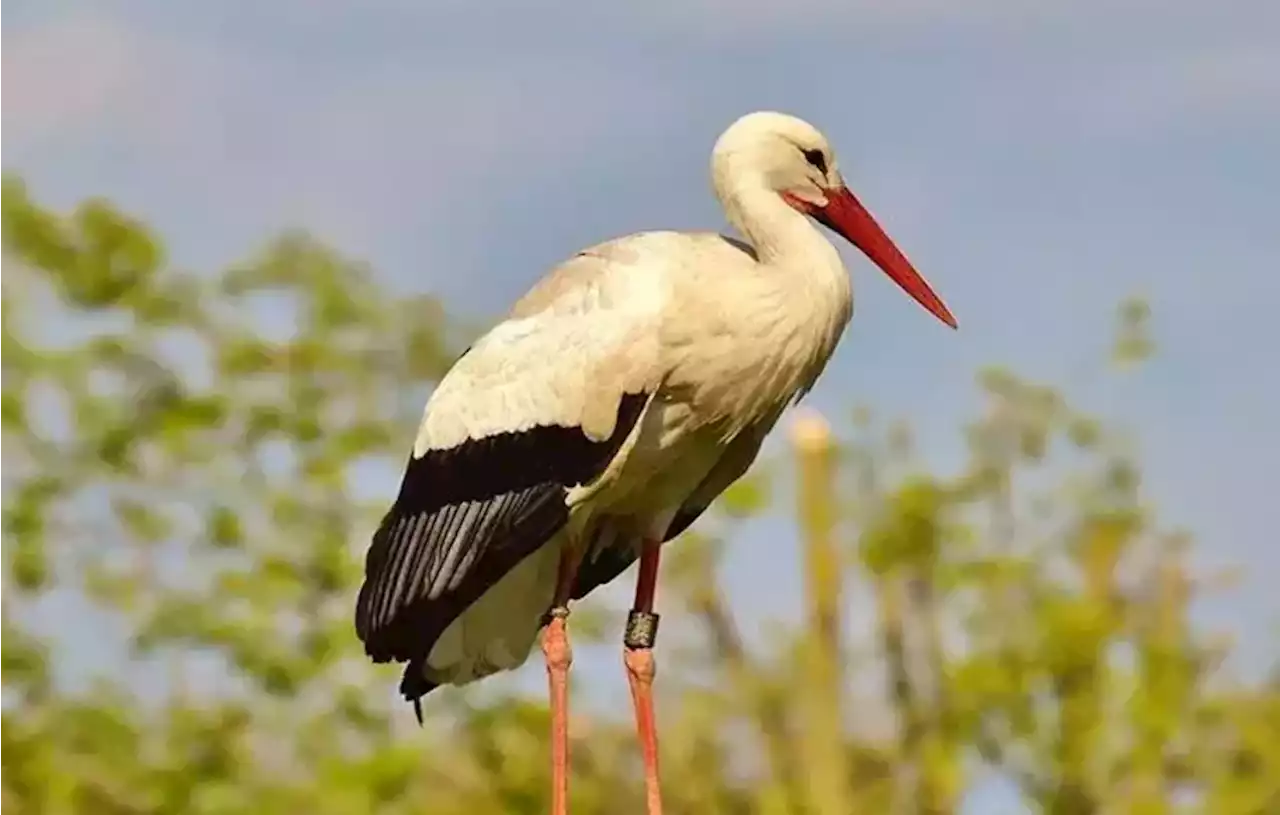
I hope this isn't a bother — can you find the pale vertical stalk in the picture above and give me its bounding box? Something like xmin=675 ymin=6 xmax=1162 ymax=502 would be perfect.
xmin=791 ymin=409 xmax=854 ymax=815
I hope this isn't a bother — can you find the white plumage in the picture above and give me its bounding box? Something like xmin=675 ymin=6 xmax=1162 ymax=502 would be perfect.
xmin=354 ymin=110 xmax=955 ymax=815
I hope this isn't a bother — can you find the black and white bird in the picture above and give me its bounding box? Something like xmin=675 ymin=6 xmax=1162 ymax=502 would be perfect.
xmin=354 ymin=111 xmax=956 ymax=815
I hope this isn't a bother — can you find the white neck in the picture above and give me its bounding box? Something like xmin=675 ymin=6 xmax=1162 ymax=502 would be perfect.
xmin=716 ymin=175 xmax=854 ymax=357
xmin=719 ymin=176 xmax=830 ymax=262
xmin=717 ymin=176 xmax=849 ymax=287
xmin=709 ymin=173 xmax=855 ymax=419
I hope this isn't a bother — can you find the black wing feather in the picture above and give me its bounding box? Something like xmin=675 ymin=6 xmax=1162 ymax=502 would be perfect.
xmin=355 ymin=392 xmax=648 ymax=669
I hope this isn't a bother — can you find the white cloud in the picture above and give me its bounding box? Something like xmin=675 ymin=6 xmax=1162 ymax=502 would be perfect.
xmin=1 ymin=9 xmax=687 ymax=263
xmin=8 ymin=1 xmax=1274 ymax=163
xmin=2 ymin=13 xmax=142 ymax=146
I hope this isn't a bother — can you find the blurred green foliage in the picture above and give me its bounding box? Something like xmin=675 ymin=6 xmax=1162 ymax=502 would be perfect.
xmin=3 ymin=177 xmax=1277 ymax=814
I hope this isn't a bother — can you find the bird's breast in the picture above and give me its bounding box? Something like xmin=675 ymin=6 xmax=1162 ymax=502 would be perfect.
xmin=662 ymin=277 xmax=851 ymax=436
xmin=568 ymin=395 xmax=724 ymax=522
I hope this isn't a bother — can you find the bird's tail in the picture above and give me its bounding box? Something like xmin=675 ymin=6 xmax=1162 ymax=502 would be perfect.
xmin=399 ymin=661 xmax=436 ymax=725
xmin=395 ymin=541 xmax=563 ymax=721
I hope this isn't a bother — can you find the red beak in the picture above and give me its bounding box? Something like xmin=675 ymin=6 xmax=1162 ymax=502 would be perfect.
xmin=812 ymin=187 xmax=957 ymax=329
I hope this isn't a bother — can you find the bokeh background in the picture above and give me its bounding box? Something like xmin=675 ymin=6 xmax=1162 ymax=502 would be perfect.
xmin=3 ymin=2 xmax=1278 ymax=813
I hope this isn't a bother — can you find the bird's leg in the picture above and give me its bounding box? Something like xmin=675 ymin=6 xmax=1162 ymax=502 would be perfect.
xmin=624 ymin=538 xmax=664 ymax=815
xmin=543 ymin=544 xmax=582 ymax=815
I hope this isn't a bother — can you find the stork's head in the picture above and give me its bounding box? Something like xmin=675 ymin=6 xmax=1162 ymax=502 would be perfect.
xmin=713 ymin=111 xmax=957 ymax=329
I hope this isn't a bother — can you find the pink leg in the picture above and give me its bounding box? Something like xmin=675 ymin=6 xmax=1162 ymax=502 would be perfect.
xmin=543 ymin=547 xmax=581 ymax=815
xmin=543 ymin=610 xmax=572 ymax=815
xmin=624 ymin=539 xmax=664 ymax=815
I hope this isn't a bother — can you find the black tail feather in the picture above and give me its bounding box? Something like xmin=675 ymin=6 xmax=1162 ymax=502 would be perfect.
xmin=400 ymin=659 xmax=438 ymax=726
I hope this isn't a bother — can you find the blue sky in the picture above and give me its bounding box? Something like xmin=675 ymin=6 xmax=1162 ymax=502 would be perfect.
xmin=5 ymin=1 xmax=1278 ymax=809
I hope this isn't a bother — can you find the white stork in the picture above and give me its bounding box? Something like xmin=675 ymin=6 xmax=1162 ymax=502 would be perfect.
xmin=355 ymin=111 xmax=956 ymax=815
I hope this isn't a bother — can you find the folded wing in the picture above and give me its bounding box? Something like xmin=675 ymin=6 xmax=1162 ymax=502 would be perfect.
xmin=355 ymin=248 xmax=666 ymax=665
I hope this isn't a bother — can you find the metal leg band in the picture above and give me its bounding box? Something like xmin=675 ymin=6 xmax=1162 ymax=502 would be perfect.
xmin=623 ymin=609 xmax=660 ymax=650
xmin=542 ymin=605 xmax=570 ymax=627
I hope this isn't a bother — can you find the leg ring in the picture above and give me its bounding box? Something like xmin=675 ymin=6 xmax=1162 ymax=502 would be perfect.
xmin=543 ymin=605 xmax=570 ymax=626
xmin=624 ymin=609 xmax=660 ymax=650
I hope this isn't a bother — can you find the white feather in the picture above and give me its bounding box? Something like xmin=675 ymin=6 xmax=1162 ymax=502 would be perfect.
xmin=413 ymin=252 xmax=669 ymax=455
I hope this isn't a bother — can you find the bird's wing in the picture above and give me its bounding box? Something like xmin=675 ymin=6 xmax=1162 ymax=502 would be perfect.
xmin=356 ymin=247 xmax=668 ymax=664
xmin=570 ymin=414 xmax=776 ymax=601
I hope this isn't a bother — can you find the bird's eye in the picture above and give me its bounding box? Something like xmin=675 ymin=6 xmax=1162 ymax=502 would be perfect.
xmin=802 ymin=148 xmax=827 ymax=175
